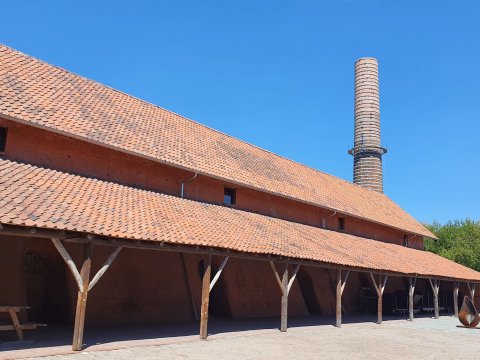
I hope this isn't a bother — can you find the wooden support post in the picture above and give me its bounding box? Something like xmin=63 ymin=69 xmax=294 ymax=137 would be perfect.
xmin=377 ymin=277 xmax=382 ymax=323
xmin=269 ymin=261 xmax=294 ymax=332
xmin=280 ymin=263 xmax=288 ymax=332
xmin=429 ymin=279 xmax=440 ymax=319
xmin=52 ymin=239 xmax=122 ymax=351
xmin=370 ymin=273 xmax=388 ymax=324
xmin=199 ymin=254 xmax=211 ymax=339
xmin=72 ymin=242 xmax=92 ymax=351
xmin=335 ymin=269 xmax=349 ymax=327
xmin=408 ymin=277 xmax=416 ymax=321
xmin=336 ymin=269 xmax=342 ymax=328
xmin=434 ymin=281 xmax=440 ymax=319
xmin=453 ymin=282 xmax=459 ymax=318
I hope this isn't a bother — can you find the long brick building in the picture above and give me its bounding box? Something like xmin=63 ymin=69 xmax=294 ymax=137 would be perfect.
xmin=0 ymin=44 xmax=479 ymax=350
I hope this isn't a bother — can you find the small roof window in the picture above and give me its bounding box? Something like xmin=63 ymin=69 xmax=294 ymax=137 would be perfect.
xmin=0 ymin=127 xmax=7 ymax=153
xmin=224 ymin=187 xmax=236 ymax=205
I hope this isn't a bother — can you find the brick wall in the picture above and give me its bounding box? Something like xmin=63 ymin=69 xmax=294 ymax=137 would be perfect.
xmin=0 ymin=118 xmax=419 ymax=248
xmin=0 ymin=237 xmax=310 ymax=326
xmin=0 ymin=236 xmax=452 ymax=329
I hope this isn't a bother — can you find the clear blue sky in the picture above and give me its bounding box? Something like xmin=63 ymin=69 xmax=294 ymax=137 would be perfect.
xmin=1 ymin=1 xmax=479 ymax=224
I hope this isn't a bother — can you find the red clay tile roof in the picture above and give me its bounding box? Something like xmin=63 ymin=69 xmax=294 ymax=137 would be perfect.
xmin=0 ymin=44 xmax=435 ymax=239
xmin=0 ymin=158 xmax=476 ymax=281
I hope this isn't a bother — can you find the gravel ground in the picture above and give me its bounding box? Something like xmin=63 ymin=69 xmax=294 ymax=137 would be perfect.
xmin=24 ymin=316 xmax=480 ymax=360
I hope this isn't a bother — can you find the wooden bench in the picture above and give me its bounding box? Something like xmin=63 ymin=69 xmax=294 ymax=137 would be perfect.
xmin=0 ymin=306 xmax=45 ymax=341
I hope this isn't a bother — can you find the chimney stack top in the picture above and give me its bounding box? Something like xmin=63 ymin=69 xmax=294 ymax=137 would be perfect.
xmin=349 ymin=57 xmax=386 ymax=193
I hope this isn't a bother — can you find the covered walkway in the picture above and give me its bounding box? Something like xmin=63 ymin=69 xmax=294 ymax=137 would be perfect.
xmin=0 ymin=159 xmax=480 ymax=351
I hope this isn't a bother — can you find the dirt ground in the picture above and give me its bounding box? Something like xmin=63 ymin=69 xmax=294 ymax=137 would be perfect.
xmin=17 ymin=316 xmax=480 ymax=360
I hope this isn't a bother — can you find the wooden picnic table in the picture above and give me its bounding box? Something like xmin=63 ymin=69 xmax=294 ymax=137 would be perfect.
xmin=0 ymin=306 xmax=44 ymax=341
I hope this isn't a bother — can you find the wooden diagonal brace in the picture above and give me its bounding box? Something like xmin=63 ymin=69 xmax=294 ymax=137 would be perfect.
xmin=369 ymin=273 xmax=380 ymax=296
xmin=341 ymin=270 xmax=350 ymax=295
xmin=467 ymin=282 xmax=476 ymax=299
xmin=269 ymin=261 xmax=285 ymax=295
xmin=287 ymin=264 xmax=300 ymax=295
xmin=53 ymin=238 xmax=123 ymax=294
xmin=209 ymin=256 xmax=229 ymax=292
xmin=52 ymin=238 xmax=83 ymax=292
xmin=88 ymin=247 xmax=123 ymax=291
xmin=381 ymin=276 xmax=388 ymax=294
xmin=369 ymin=273 xmax=388 ymax=297
xmin=270 ymin=262 xmax=301 ymax=296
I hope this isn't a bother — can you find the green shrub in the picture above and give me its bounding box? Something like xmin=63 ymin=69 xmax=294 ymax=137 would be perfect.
xmin=425 ymin=219 xmax=480 ymax=271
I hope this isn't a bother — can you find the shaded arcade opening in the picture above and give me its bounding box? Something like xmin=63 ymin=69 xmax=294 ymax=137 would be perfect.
xmin=0 ymin=236 xmax=462 ymax=352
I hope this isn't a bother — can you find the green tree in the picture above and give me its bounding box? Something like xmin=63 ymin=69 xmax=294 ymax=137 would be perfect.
xmin=425 ymin=219 xmax=480 ymax=271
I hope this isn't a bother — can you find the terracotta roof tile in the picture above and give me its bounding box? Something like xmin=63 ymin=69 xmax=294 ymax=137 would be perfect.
xmin=0 ymin=158 xmax=477 ymax=281
xmin=0 ymin=44 xmax=435 ymax=238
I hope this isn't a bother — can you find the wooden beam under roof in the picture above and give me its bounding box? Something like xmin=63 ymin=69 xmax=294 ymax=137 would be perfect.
xmin=0 ymin=223 xmax=478 ymax=284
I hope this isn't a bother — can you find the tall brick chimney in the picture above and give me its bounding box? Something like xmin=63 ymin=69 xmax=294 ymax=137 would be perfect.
xmin=348 ymin=58 xmax=387 ymax=193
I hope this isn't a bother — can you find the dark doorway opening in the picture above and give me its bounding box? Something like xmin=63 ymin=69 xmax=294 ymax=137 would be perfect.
xmin=24 ymin=251 xmax=70 ymax=324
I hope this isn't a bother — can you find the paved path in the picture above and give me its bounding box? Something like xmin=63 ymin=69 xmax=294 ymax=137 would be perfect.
xmin=4 ymin=316 xmax=480 ymax=360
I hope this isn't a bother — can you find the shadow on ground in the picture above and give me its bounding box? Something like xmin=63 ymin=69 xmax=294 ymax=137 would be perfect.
xmin=0 ymin=313 xmax=452 ymax=354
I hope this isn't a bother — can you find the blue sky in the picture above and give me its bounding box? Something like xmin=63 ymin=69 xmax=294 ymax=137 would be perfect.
xmin=1 ymin=1 xmax=479 ymax=224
